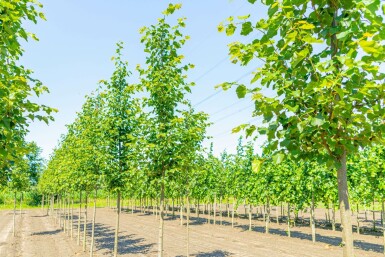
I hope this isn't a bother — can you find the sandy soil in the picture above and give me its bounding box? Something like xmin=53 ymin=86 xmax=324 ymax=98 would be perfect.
xmin=0 ymin=206 xmax=383 ymax=257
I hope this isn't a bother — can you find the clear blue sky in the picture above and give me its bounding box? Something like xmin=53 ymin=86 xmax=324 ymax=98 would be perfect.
xmin=22 ymin=0 xmax=267 ymax=159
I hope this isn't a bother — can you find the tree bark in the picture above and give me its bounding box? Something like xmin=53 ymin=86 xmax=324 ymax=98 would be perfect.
xmin=336 ymin=151 xmax=354 ymax=257
xmin=158 ymin=181 xmax=165 ymax=257
xmin=311 ymin=191 xmax=316 ymax=243
xmin=114 ymin=191 xmax=121 ymax=257
xmin=382 ymin=201 xmax=385 ymax=254
xmin=356 ymin=203 xmax=360 ymax=234
xmin=13 ymin=192 xmax=16 ymax=237
xmin=186 ymin=195 xmax=190 ymax=257
xmin=287 ymin=203 xmax=291 ymax=237
xmin=77 ymin=191 xmax=82 ymax=246
xmin=265 ymin=196 xmax=270 ymax=234
xmin=90 ymin=189 xmax=97 ymax=257
xmin=248 ymin=204 xmax=252 ymax=231
xmin=83 ymin=192 xmax=88 ymax=252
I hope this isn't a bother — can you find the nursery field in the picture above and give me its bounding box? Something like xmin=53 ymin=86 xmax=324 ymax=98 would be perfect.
xmin=3 ymin=1 xmax=385 ymax=257
xmin=0 ymin=206 xmax=383 ymax=257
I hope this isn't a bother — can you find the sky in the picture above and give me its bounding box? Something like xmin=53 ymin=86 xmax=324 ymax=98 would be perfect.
xmin=22 ymin=0 xmax=267 ymax=160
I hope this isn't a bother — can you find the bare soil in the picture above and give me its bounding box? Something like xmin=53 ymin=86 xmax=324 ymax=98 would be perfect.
xmin=0 ymin=206 xmax=383 ymax=257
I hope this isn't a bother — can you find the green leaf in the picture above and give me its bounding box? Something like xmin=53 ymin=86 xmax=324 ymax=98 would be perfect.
xmin=238 ymin=14 xmax=250 ymax=20
xmin=359 ymin=40 xmax=380 ymax=54
xmin=236 ymin=85 xmax=247 ymax=98
xmin=226 ymin=24 xmax=237 ymax=36
xmin=272 ymin=153 xmax=285 ymax=164
xmin=252 ymin=159 xmax=263 ymax=173
xmin=241 ymin=22 xmax=253 ymax=36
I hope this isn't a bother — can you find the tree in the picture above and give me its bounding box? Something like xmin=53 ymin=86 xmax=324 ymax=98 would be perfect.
xmin=100 ymin=42 xmax=143 ymax=257
xmin=0 ymin=0 xmax=56 ymax=169
xmin=138 ymin=3 xmax=201 ymax=256
xmin=218 ymin=1 xmax=385 ymax=256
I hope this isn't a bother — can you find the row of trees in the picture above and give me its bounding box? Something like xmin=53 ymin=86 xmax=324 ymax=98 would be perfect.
xmin=39 ymin=4 xmax=209 ymax=257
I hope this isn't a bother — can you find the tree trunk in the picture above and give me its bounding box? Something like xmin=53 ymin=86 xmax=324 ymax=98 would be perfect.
xmin=213 ymin=196 xmax=216 ymax=226
xmin=336 ymin=151 xmax=354 ymax=257
xmin=114 ymin=191 xmax=121 ymax=257
xmin=220 ymin=197 xmax=223 ymax=226
xmin=158 ymin=182 xmax=165 ymax=257
xmin=265 ymin=197 xmax=270 ymax=234
xmin=186 ymin=195 xmax=190 ymax=257
xmin=332 ymin=205 xmax=336 ymax=231
xmin=19 ymin=192 xmax=22 ymax=218
xmin=41 ymin=194 xmax=45 ymax=211
xmin=90 ymin=189 xmax=97 ymax=257
xmin=356 ymin=203 xmax=360 ymax=234
xmin=83 ymin=192 xmax=88 ymax=252
xmin=231 ymin=202 xmax=235 ymax=228
xmin=71 ymin=197 xmax=74 ymax=239
xmin=276 ymin=205 xmax=279 ymax=224
xmin=382 ymin=201 xmax=385 ymax=254
xmin=13 ymin=192 xmax=16 ymax=237
xmin=287 ymin=203 xmax=291 ymax=237
xmin=77 ymin=191 xmax=82 ymax=246
xmin=197 ymin=199 xmax=200 ymax=218
xmin=311 ymin=191 xmax=316 ymax=243
xmin=248 ymin=204 xmax=252 ymax=231
xmin=180 ymin=196 xmax=184 ymax=226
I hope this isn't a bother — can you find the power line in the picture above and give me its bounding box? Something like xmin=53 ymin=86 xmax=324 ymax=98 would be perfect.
xmin=193 ymin=56 xmax=229 ymax=83
xmin=212 ymin=104 xmax=254 ymax=123
xmin=209 ymin=98 xmax=248 ymax=117
xmin=212 ymin=117 xmax=261 ymax=138
xmin=193 ymin=67 xmax=256 ymax=108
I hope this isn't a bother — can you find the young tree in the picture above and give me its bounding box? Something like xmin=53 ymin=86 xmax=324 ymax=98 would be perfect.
xmin=100 ymin=43 xmax=142 ymax=257
xmin=138 ymin=4 xmax=199 ymax=256
xmin=219 ymin=1 xmax=385 ymax=256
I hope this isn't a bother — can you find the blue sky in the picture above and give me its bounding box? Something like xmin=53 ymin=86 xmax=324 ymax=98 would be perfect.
xmin=22 ymin=0 xmax=267 ymax=159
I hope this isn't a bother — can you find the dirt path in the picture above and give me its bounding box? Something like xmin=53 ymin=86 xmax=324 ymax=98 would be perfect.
xmin=0 ymin=209 xmax=88 ymax=257
xmin=1 ymin=207 xmax=383 ymax=256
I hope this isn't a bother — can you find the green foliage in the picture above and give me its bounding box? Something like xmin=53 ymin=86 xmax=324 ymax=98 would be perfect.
xmin=0 ymin=0 xmax=56 ymax=168
xmin=218 ymin=0 xmax=385 ymax=163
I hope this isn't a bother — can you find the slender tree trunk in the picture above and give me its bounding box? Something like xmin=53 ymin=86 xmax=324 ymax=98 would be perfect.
xmin=13 ymin=192 xmax=16 ymax=237
xmin=114 ymin=191 xmax=121 ymax=257
xmin=231 ymin=202 xmax=235 ymax=228
xmin=172 ymin=198 xmax=175 ymax=218
xmin=186 ymin=195 xmax=190 ymax=257
xmin=332 ymin=205 xmax=336 ymax=231
xmin=336 ymin=151 xmax=354 ymax=257
xmin=158 ymin=181 xmax=165 ymax=257
xmin=311 ymin=191 xmax=316 ymax=243
xmin=287 ymin=203 xmax=291 ymax=237
xmin=213 ymin=196 xmax=216 ymax=226
xmin=356 ymin=203 xmax=360 ymax=234
xmin=248 ymin=204 xmax=252 ymax=231
xmin=220 ymin=197 xmax=223 ymax=226
xmin=19 ymin=192 xmax=22 ymax=218
xmin=63 ymin=197 xmax=66 ymax=234
xmin=41 ymin=194 xmax=45 ymax=211
xmin=83 ymin=192 xmax=88 ymax=252
xmin=382 ymin=201 xmax=385 ymax=254
xmin=71 ymin=197 xmax=74 ymax=239
xmin=276 ymin=205 xmax=279 ymax=224
xmin=77 ymin=191 xmax=82 ymax=246
xmin=265 ymin=196 xmax=270 ymax=234
xmin=197 ymin=199 xmax=200 ymax=218
xmin=373 ymin=200 xmax=376 ymax=231
xmin=180 ymin=196 xmax=183 ymax=226
xmin=90 ymin=189 xmax=97 ymax=257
